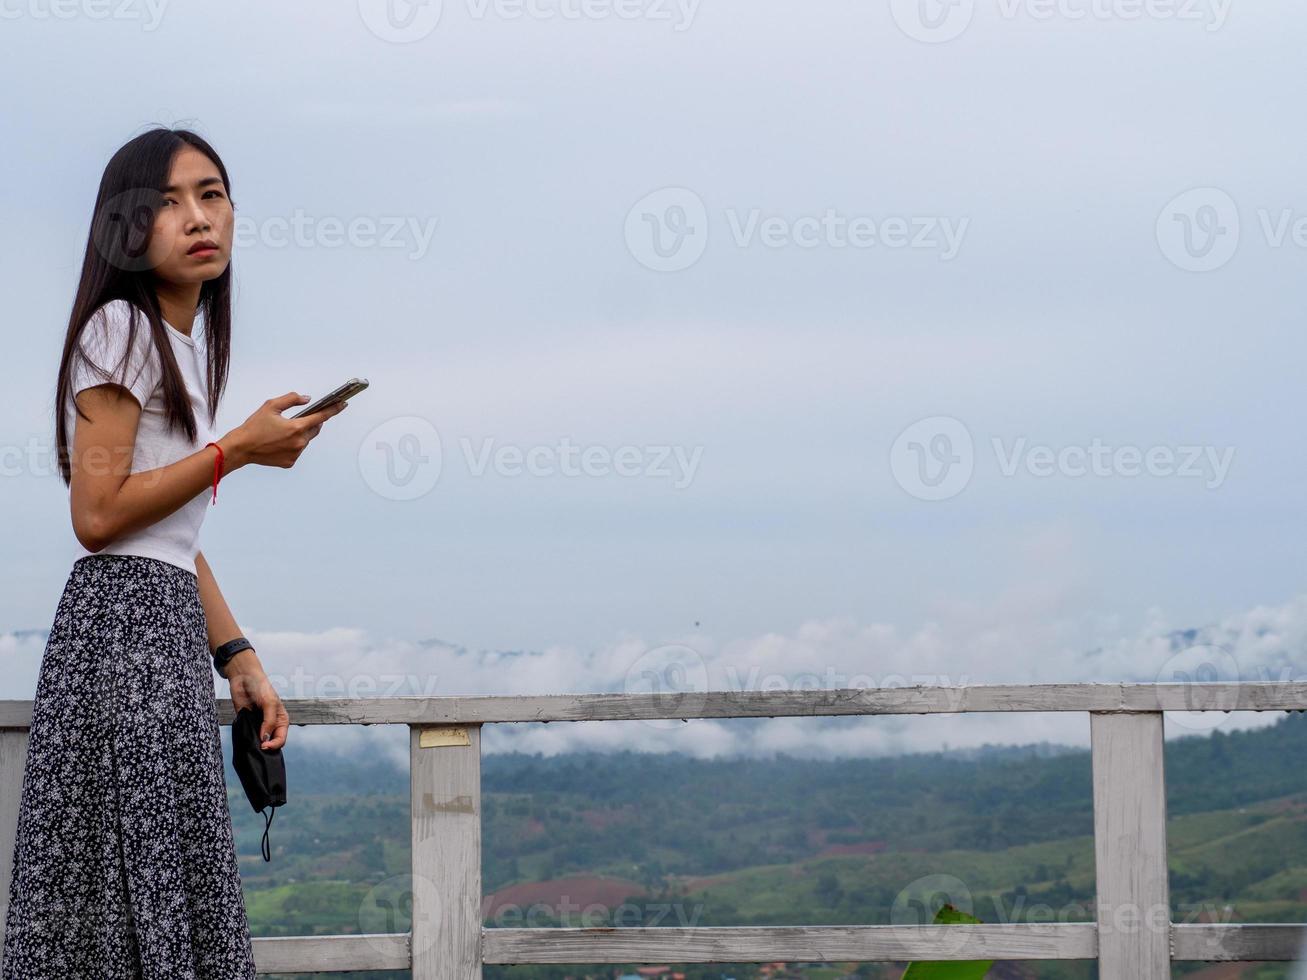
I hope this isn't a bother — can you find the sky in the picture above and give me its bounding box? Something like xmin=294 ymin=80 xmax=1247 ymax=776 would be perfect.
xmin=3 ymin=0 xmax=1306 ymax=759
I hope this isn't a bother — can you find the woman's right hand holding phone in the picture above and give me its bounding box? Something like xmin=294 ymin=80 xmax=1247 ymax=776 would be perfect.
xmin=218 ymin=392 xmax=348 ymax=471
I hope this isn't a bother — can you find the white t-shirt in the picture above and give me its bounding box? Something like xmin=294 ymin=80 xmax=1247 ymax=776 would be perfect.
xmin=64 ymin=298 xmax=218 ymax=575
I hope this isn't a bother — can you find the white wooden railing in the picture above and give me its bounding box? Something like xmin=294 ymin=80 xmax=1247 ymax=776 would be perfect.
xmin=4 ymin=683 xmax=1307 ymax=977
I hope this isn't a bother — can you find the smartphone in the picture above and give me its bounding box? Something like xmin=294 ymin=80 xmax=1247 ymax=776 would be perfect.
xmin=289 ymin=378 xmax=369 ymax=419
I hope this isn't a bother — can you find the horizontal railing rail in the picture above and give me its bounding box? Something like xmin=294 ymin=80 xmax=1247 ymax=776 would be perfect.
xmin=4 ymin=682 xmax=1306 ymax=978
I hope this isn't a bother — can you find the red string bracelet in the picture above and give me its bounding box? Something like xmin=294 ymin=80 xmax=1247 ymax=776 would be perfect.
xmin=204 ymin=441 xmax=224 ymax=504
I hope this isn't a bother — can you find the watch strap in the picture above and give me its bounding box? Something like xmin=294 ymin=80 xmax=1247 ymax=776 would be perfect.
xmin=213 ymin=636 xmax=254 ymax=678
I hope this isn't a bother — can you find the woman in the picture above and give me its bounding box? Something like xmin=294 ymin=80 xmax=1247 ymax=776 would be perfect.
xmin=2 ymin=128 xmax=347 ymax=978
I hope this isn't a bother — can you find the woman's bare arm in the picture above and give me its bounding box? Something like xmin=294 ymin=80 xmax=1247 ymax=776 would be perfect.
xmin=196 ymin=548 xmax=290 ymax=749
xmin=69 ymin=385 xmax=342 ymax=553
xmin=196 ymin=549 xmax=260 ymax=669
xmin=69 ymin=384 xmax=247 ymax=551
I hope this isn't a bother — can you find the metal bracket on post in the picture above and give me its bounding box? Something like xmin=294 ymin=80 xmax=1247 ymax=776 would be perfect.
xmin=418 ymin=725 xmax=470 ymax=748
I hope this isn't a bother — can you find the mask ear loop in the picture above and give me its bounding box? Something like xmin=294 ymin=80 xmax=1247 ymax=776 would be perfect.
xmin=261 ymin=807 xmax=275 ymax=862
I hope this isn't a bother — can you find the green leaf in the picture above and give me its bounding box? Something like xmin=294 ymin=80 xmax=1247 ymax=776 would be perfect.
xmin=900 ymin=903 xmax=994 ymax=980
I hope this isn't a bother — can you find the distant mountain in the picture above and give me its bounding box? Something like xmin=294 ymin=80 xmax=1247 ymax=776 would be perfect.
xmin=246 ymin=712 xmax=1307 ymax=859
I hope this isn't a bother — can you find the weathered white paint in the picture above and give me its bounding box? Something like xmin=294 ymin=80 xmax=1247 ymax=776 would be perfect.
xmin=483 ymin=922 xmax=1099 ymax=962
xmin=1172 ymin=923 xmax=1307 ymax=961
xmin=251 ymin=933 xmax=410 ymax=972
xmin=410 ymin=723 xmax=482 ymax=979
xmin=0 ymin=729 xmax=28 ymax=955
xmin=0 ymin=682 xmax=1302 ymax=727
xmin=1091 ymin=712 xmax=1171 ymax=979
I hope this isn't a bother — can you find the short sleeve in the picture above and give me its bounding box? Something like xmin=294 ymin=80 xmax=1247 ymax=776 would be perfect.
xmin=70 ymin=300 xmax=162 ymax=409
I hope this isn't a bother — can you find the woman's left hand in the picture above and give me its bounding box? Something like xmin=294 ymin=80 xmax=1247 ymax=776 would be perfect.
xmin=227 ymin=660 xmax=291 ymax=750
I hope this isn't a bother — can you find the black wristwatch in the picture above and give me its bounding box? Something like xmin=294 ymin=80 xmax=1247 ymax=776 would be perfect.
xmin=213 ymin=636 xmax=254 ymax=678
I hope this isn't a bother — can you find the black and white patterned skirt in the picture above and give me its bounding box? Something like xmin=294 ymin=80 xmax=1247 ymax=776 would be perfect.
xmin=2 ymin=554 xmax=257 ymax=979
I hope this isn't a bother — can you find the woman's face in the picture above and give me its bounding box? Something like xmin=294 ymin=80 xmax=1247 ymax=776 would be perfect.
xmin=146 ymin=145 xmax=234 ymax=286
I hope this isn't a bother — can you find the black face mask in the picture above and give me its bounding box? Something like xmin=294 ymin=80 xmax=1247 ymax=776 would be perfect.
xmin=232 ymin=704 xmax=287 ymax=862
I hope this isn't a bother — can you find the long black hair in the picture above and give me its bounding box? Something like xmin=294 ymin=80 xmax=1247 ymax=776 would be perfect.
xmin=54 ymin=126 xmax=235 ymax=486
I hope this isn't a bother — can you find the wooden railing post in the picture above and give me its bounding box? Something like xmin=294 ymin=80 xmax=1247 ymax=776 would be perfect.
xmin=409 ymin=723 xmax=482 ymax=979
xmin=1091 ymin=711 xmax=1171 ymax=979
xmin=0 ymin=729 xmax=28 ymax=955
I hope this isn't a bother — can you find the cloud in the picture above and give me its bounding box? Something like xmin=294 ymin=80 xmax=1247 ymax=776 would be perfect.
xmin=6 ymin=585 xmax=1305 ymax=766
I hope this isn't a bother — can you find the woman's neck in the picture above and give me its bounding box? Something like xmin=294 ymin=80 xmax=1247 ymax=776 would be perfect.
xmin=154 ymin=281 xmax=202 ymax=336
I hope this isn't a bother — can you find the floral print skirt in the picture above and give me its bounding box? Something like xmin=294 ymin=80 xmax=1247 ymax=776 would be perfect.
xmin=2 ymin=554 xmax=257 ymax=979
